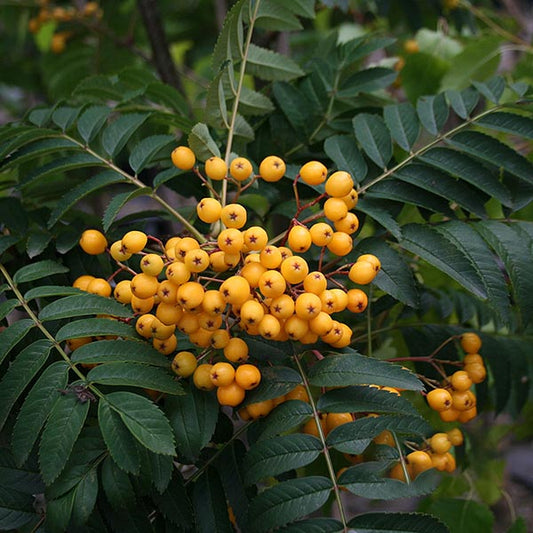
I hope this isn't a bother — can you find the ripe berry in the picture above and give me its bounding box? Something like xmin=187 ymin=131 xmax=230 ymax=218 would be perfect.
xmin=243 ymin=226 xmax=268 ymax=251
xmin=211 ymin=329 xmax=230 ymax=349
xmin=374 ymin=430 xmax=394 ymax=446
xmin=220 ymin=276 xmax=251 ymax=305
xmin=235 ymin=364 xmax=261 ymax=390
xmin=295 ymin=292 xmax=322 ymax=320
xmin=426 ymin=388 xmax=453 ymax=411
xmin=303 ymin=271 xmax=327 ymax=294
xmin=184 ymin=249 xmax=210 ymax=273
xmin=349 ymin=261 xmax=377 ymax=285
xmin=357 ymin=254 xmax=381 ymax=272
xmin=269 ymin=294 xmax=295 ymax=319
xmin=153 ymin=334 xmax=177 ymax=355
xmin=309 ymin=311 xmax=334 ymax=336
xmin=389 ymin=462 xmax=413 ymax=482
xmin=326 ymin=231 xmax=353 ymax=256
xmin=258 ymin=270 xmax=287 ymax=298
xmin=258 ymin=314 xmax=281 ymax=339
xmin=439 ymin=407 xmax=460 ymax=422
xmin=325 ymin=412 xmax=353 ymax=433
xmin=230 ymin=157 xmax=253 ymax=181
xmin=302 ymin=415 xmax=327 ymax=437
xmin=334 ymin=212 xmax=360 ymax=235
xmin=346 ymin=289 xmax=368 ymax=313
xmin=449 ymin=370 xmax=473 ymax=392
xmin=197 ymin=197 xmax=222 ymax=223
xmin=451 ymin=390 xmax=476 ymax=411
xmin=73 ymin=275 xmax=95 ymax=291
xmin=299 ymin=161 xmax=327 ymax=185
xmin=220 ymin=203 xmax=247 ymax=228
xmin=217 ymin=382 xmax=246 ymax=407
xmin=429 ymin=433 xmax=452 ymax=454
xmin=463 ymin=353 xmax=483 ymax=365
xmin=210 ymin=362 xmax=236 ymax=387
xmin=171 ymin=146 xmax=196 ymax=170
xmin=288 ymin=225 xmax=312 ymax=253
xmin=240 ymin=299 xmax=265 ymax=326
xmin=131 ymin=273 xmax=159 ymax=299
xmin=464 ymin=363 xmax=486 ymax=384
xmin=247 ymin=399 xmax=275 ymax=418
xmin=122 ymin=230 xmax=148 ymax=254
xmin=446 ymin=428 xmax=464 ymax=446
xmin=285 ymin=384 xmax=309 ymax=402
xmin=341 ymin=189 xmax=359 ymax=209
xmin=458 ymin=406 xmax=477 ymax=423
xmin=259 ymin=245 xmax=283 ymax=269
xmin=110 ymin=241 xmax=131 ymax=261
xmin=309 ymin=222 xmax=334 ymax=247
xmin=79 ymin=229 xmax=107 ymax=255
xmin=156 ymin=302 xmax=183 ymax=325
xmin=325 ymin=171 xmax=354 ymax=197
xmin=114 ymin=280 xmax=133 ymax=304
xmin=87 ymin=278 xmax=112 ymax=297
xmin=284 ymin=315 xmax=309 ymax=340
xmin=224 ymin=337 xmax=249 ymax=363
xmin=205 ymin=156 xmax=227 ymax=181
xmin=175 ymin=237 xmax=200 ymax=259
xmin=460 ymin=332 xmax=482 ymax=354
xmin=193 ymin=364 xmax=216 ymax=390
xmin=217 ymin=226 xmax=245 ymax=254
xmin=131 ymin=295 xmax=155 ymax=315
xmin=280 ymin=256 xmax=309 ymax=284
xmin=135 ymin=314 xmax=155 ymax=338
xmin=166 ymin=261 xmax=191 ymax=285
xmin=324 ymin=197 xmax=348 ymax=222
xmin=140 ymin=254 xmax=165 ymax=276
xmin=177 ymin=281 xmax=205 ymax=310
xmin=406 ymin=450 xmax=433 ymax=477
xmin=259 ymin=155 xmax=286 ymax=182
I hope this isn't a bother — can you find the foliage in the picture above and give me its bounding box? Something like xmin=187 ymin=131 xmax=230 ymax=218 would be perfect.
xmin=0 ymin=0 xmax=532 ymax=531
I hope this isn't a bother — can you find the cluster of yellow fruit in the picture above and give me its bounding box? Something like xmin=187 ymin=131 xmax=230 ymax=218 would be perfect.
xmin=389 ymin=427 xmax=463 ymax=481
xmin=426 ymin=332 xmax=486 ymax=423
xmin=28 ymin=1 xmax=102 ymax=54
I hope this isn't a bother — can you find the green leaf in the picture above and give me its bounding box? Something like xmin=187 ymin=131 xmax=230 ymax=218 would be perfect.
xmin=472 ymin=76 xmax=505 ymax=104
xmin=255 ymin=400 xmax=313 ymax=441
xmin=102 ymin=186 xmax=150 ymax=231
xmin=24 ymin=285 xmax=82 ymax=301
xmin=356 ymin=199 xmax=402 ymax=240
xmin=416 ymin=93 xmax=448 ymax=135
xmin=233 ymin=114 xmax=255 ymax=141
xmin=13 ymin=259 xmax=69 ymax=284
xmin=77 ymin=105 xmax=111 ymax=143
xmin=317 ymin=385 xmax=418 ymax=415
xmin=105 ymin=391 xmax=175 ymax=455
xmin=347 ymin=512 xmax=450 ymax=532
xmin=401 ymin=53 xmax=450 ymax=103
xmin=276 ymin=518 xmax=344 ymax=533
xmin=339 ymin=463 xmax=440 ymax=499
xmin=145 ymin=81 xmax=191 ymax=116
xmin=400 ymin=224 xmax=487 ymax=299
xmin=26 ymin=228 xmax=52 ymax=258
xmin=0 ymin=339 xmax=53 ymax=431
xmin=326 ymin=414 xmax=432 ymax=454
xmin=383 ymin=102 xmax=420 ymax=152
xmin=0 ymin=299 xmax=19 ymax=321
xmin=476 ymin=111 xmax=533 ymax=140
xmin=434 ymin=221 xmax=511 ymax=324
xmin=70 ymin=467 xmax=98 ymax=527
xmin=98 ymin=400 xmax=140 ymax=474
xmin=101 ymin=456 xmax=136 ymax=508
xmin=193 ymin=468 xmax=233 ymax=533
xmin=212 ymin=0 xmax=245 ymax=71
xmin=426 ymin=498 xmax=493 ymax=533
xmin=39 ymin=293 xmax=131 ymax=321
xmin=0 ymin=235 xmax=20 ymax=256
xmin=449 ymin=130 xmax=533 ymax=185
xmin=353 ymin=113 xmax=392 ymax=169
xmin=45 ymin=492 xmax=75 ymax=533
xmin=242 ymin=366 xmax=301 ymax=407
xmin=244 ymin=434 xmax=322 ymax=486
xmin=21 ymin=153 xmax=105 ymax=188
xmin=0 ymin=319 xmax=35 ymax=366
xmin=337 ymin=67 xmax=397 ymax=99
xmin=249 ymin=476 xmax=333 ymax=533
xmin=419 ymin=147 xmax=511 ymax=206
xmin=0 ymin=485 xmax=36 ymax=531
xmin=48 ymin=171 xmax=126 ymax=228
xmin=0 ymin=452 xmax=44 ymax=495
xmin=239 ymin=86 xmax=275 ymax=115
xmin=88 ymin=363 xmax=183 ymax=395
xmin=188 ymin=122 xmax=221 ymax=160
xmin=240 ymin=334 xmax=292 ymax=363
xmin=71 ymin=339 xmax=169 ymax=367
xmin=446 ymin=87 xmax=479 ymax=119
xmin=165 ymin=385 xmax=219 ymax=463
xmin=153 ymin=166 xmax=183 ymax=188
xmin=12 ymin=361 xmax=69 ymax=467
xmin=102 ymin=113 xmax=150 ymax=158
xmin=138 ymin=447 xmax=173 ymax=493
xmin=28 ymin=106 xmax=53 ymax=127
xmin=246 ymin=44 xmax=305 ymax=81
xmin=52 ymin=106 xmax=82 ymax=132
xmin=277 ymin=0 xmax=315 ymax=18
xmin=0 ymin=198 xmax=28 ymax=234
xmin=129 ymin=134 xmax=175 ymax=174
xmin=153 ymin=473 xmax=194 ymax=529
xmin=255 ymin=2 xmax=303 ymax=31
xmin=205 ymin=71 xmax=229 ymax=131
xmin=39 ymin=392 xmax=90 ymax=484
xmin=323 ymin=134 xmax=368 ymax=184
xmin=308 ymin=352 xmax=423 ymax=390
xmin=440 ymin=36 xmax=502 ymax=90
xmin=56 ymin=317 xmax=138 ymax=342
xmin=273 ymin=82 xmax=315 ymax=139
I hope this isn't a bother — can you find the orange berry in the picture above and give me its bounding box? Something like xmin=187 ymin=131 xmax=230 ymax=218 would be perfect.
xmin=357 ymin=254 xmax=381 ymax=272
xmin=121 ymin=230 xmax=148 ymax=254
xmin=166 ymin=261 xmax=191 ymax=285
xmin=429 ymin=433 xmax=452 ymax=454
xmin=439 ymin=407 xmax=460 ymax=422
xmin=460 ymin=332 xmax=482 ymax=354
xmin=406 ymin=451 xmax=433 ymax=477
xmin=299 ymin=161 xmax=327 ymax=185
xmin=217 ymin=382 xmax=246 ymax=407
xmin=258 ymin=270 xmax=286 ymax=298
xmin=220 ymin=203 xmax=247 ymax=229
xmin=451 ymin=390 xmax=476 ymax=412
xmin=205 ymin=156 xmax=227 ymax=181
xmin=243 ymin=226 xmax=268 ymax=251
xmin=389 ymin=462 xmax=413 ymax=482
xmin=230 ymin=157 xmax=253 ymax=181
xmin=325 ymin=412 xmax=353 ymax=433
xmin=210 ymin=329 xmax=230 ymax=349
xmin=223 ymin=337 xmax=249 ymax=363
xmin=193 ymin=364 xmax=216 ymax=390
xmin=196 ymin=197 xmax=222 ymax=223
xmin=303 ymin=271 xmax=327 ymax=294
xmin=79 ymin=229 xmax=107 ymax=255
xmin=157 ymin=280 xmax=178 ymax=304
xmin=153 ymin=334 xmax=177 ymax=355
xmin=210 ymin=362 xmax=236 ymax=387
xmin=135 ymin=314 xmax=156 ymax=338
xmin=346 ymin=289 xmax=368 ymax=313
xmin=341 ymin=189 xmax=358 ymax=209
xmin=140 ymin=253 xmax=165 ymax=277
xmin=113 ymin=279 xmax=133 ymax=304
xmin=458 ymin=405 xmax=477 ymax=423
xmin=348 ymin=261 xmax=377 ymax=285
xmin=426 ymin=388 xmax=453 ymax=412
xmin=240 ymin=299 xmax=265 ymax=326
xmin=259 ymin=155 xmax=286 ymax=182
xmin=87 ymin=278 xmax=112 ymax=297
xmin=325 ymin=171 xmax=354 ymax=198
xmin=184 ymin=249 xmax=210 ymax=273
xmin=131 ymin=273 xmax=159 ymax=299
xmin=326 ymin=231 xmax=353 ymax=256
xmin=220 ymin=276 xmax=251 ymax=305
xmin=285 ymin=384 xmax=309 ymax=402
xmin=259 ymin=245 xmax=283 ymax=269
xmin=295 ymin=292 xmax=322 ymax=320
xmin=247 ymin=399 xmax=275 ymax=418
xmin=463 ymin=353 xmax=483 ymax=365
xmin=449 ymin=370 xmax=473 ymax=392
xmin=73 ymin=275 xmax=95 ymax=292
xmin=446 ymin=428 xmax=464 ymax=446
xmin=269 ymin=294 xmax=295 ymax=319
xmin=171 ymin=146 xmax=196 ymax=170
xmin=464 ymin=363 xmax=486 ymax=384
xmin=280 ymin=256 xmax=309 ymax=284
xmin=309 ymin=222 xmax=334 ymax=247
xmin=235 ymin=364 xmax=261 ymax=390
xmin=258 ymin=314 xmax=281 ymax=339
xmin=284 ymin=315 xmax=309 ymax=340
xmin=287 ymin=225 xmax=312 ymax=253
xmin=404 ymin=39 xmax=419 ymax=54
xmin=334 ymin=212 xmax=360 ymax=235
xmin=175 ymin=237 xmax=200 ymax=260
xmin=324 ymin=197 xmax=348 ymax=222
xmin=177 ymin=281 xmax=205 ymax=310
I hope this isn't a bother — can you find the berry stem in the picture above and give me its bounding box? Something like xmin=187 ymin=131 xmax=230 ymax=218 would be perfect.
xmin=391 ymin=430 xmax=411 ymax=485
xmin=293 ymin=354 xmax=349 ymax=532
xmin=366 ymin=286 xmax=373 ymax=358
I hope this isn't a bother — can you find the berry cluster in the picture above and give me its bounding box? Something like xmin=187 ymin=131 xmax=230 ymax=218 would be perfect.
xmin=28 ymin=1 xmax=102 ymax=54
xmin=426 ymin=332 xmax=486 ymax=423
xmin=74 ymin=146 xmax=380 ymax=408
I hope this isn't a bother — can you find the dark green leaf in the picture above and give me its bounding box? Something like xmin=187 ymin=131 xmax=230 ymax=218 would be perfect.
xmin=102 ymin=113 xmax=150 ymax=158
xmin=188 ymin=122 xmax=220 ymax=160
xmin=383 ymin=102 xmax=420 ymax=152
xmin=24 ymin=285 xmax=82 ymax=300
xmin=0 ymin=198 xmax=28 ymax=234
xmin=308 ymin=352 xmax=423 ymax=390
xmin=472 ymin=76 xmax=505 ymax=104
xmin=348 ymin=511 xmax=450 ymax=532
xmin=276 ymin=518 xmax=344 ymax=533
xmin=153 ymin=166 xmax=183 ymax=188
xmin=476 ymin=111 xmax=533 ymax=140
xmin=353 ymin=114 xmax=392 ymax=169
xmin=317 ymin=386 xmax=418 ymax=415
xmin=70 ymin=467 xmax=98 ymax=527
xmin=138 ymin=447 xmax=173 ymax=493
xmin=416 ymin=93 xmax=448 ymax=135
xmin=105 ymin=391 xmax=175 ymax=455
xmin=26 ymin=228 xmax=52 ymax=258
xmin=449 ymin=130 xmax=533 ymax=185
xmin=239 ymin=86 xmax=275 ymax=115
xmin=242 ymin=366 xmax=301 ymax=406
xmin=0 ymin=299 xmax=19 ymax=321
xmin=426 ymin=498 xmax=493 ymax=533
xmin=165 ymin=385 xmax=219 ymax=463
xmin=356 ymin=199 xmax=402 ymax=240
xmin=249 ymin=476 xmax=333 ymax=533
xmin=337 ymin=67 xmax=397 ymax=98
xmin=246 ymin=44 xmax=305 ymax=81
xmin=102 ymin=186 xmax=150 ymax=231
xmin=241 ymin=334 xmax=292 ymax=363
xmin=88 ymin=363 xmax=183 ymax=395
xmin=52 ymin=106 xmax=81 ymax=131
xmin=0 ymin=485 xmax=36 ymax=531
xmin=446 ymin=87 xmax=479 ymax=119
xmin=12 ymin=361 xmax=69 ymax=467
xmin=339 ymin=463 xmax=440 ymax=499
xmin=0 ymin=235 xmax=20 ymax=255
xmin=39 ymin=293 xmax=131 ymax=321
xmin=145 ymin=81 xmax=190 ymax=116
xmin=98 ymin=400 xmax=140 ymax=474
xmin=255 ymin=2 xmax=302 ymax=31
xmin=0 ymin=339 xmax=53 ymax=431
xmin=48 ymin=171 xmax=126 ymax=228
xmin=0 ymin=452 xmax=43 ymax=495
xmin=273 ymin=82 xmax=315 ymax=139
xmin=77 ymin=105 xmax=111 ymax=143
xmin=129 ymin=134 xmax=175 ymax=174
xmin=39 ymin=393 xmax=90 ymax=484
xmin=101 ymin=456 xmax=136 ymax=508
xmin=326 ymin=414 xmax=432 ymax=454
xmin=55 ymin=317 xmax=137 ymax=342
xmin=244 ymin=433 xmax=322 ymax=486
xmin=45 ymin=492 xmax=75 ymax=533
xmin=193 ymin=468 xmax=233 ymax=533
xmin=324 ymin=134 xmax=368 ymax=184
xmin=72 ymin=339 xmax=169 ymax=367
xmin=255 ymin=400 xmax=313 ymax=441
xmin=13 ymin=259 xmax=69 ymax=284
xmin=153 ymin=473 xmax=194 ymax=529
xmin=400 ymin=224 xmax=487 ymax=299
xmin=0 ymin=319 xmax=35 ymax=366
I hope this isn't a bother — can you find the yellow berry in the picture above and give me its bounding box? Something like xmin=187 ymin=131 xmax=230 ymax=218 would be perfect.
xmin=197 ymin=197 xmax=222 ymax=223
xmin=217 ymin=382 xmax=246 ymax=407
xmin=171 ymin=146 xmax=196 ymax=170
xmin=220 ymin=203 xmax=247 ymax=229
xmin=259 ymin=155 xmax=286 ymax=182
xmin=299 ymin=160 xmax=327 ymax=185
xmin=79 ymin=229 xmax=107 ymax=255
xmin=325 ymin=171 xmax=354 ymax=198
xmin=230 ymin=157 xmax=253 ymax=181
xmin=205 ymin=156 xmax=227 ymax=181
xmin=171 ymin=351 xmax=197 ymax=377
xmin=122 ymin=230 xmax=148 ymax=254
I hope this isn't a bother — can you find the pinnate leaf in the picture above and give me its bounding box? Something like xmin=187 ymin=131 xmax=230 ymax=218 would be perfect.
xmin=39 ymin=293 xmax=132 ymax=321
